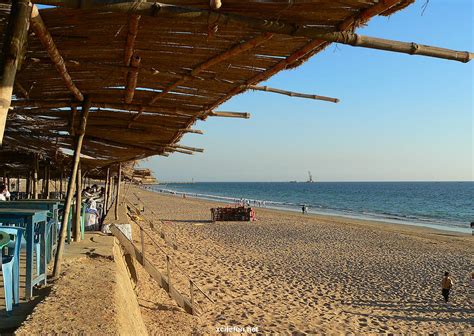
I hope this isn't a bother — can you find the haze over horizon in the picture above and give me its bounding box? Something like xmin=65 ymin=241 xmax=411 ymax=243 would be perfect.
xmin=140 ymin=1 xmax=473 ymax=183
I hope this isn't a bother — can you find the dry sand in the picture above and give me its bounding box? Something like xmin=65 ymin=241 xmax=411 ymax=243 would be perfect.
xmin=15 ymin=234 xmax=148 ymax=336
xmin=128 ymin=187 xmax=472 ymax=335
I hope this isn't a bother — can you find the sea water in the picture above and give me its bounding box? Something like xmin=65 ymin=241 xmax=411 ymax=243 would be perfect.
xmin=150 ymin=182 xmax=473 ymax=233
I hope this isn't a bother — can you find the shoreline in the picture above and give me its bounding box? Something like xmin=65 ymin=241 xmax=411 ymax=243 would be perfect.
xmin=144 ymin=186 xmax=472 ymax=235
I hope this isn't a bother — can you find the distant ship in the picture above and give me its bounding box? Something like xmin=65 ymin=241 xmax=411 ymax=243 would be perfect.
xmin=307 ymin=171 xmax=315 ymax=183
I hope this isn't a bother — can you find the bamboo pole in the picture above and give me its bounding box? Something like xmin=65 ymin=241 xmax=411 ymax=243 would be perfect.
xmin=30 ymin=5 xmax=84 ymax=101
xmin=0 ymin=0 xmax=31 ymax=144
xmin=35 ymin=1 xmax=471 ymax=63
xmin=107 ymin=171 xmax=113 ymax=211
xmin=104 ymin=167 xmax=110 ymax=215
xmin=148 ymin=33 xmax=272 ymax=105
xmin=169 ymin=144 xmax=204 ymax=153
xmin=115 ymin=163 xmax=121 ymax=221
xmin=11 ymin=100 xmax=198 ymax=118
xmin=124 ymin=54 xmax=141 ymax=104
xmin=208 ymin=111 xmax=250 ymax=119
xmin=248 ymin=85 xmax=339 ymax=103
xmin=70 ymin=106 xmax=77 ymax=136
xmin=53 ymin=96 xmax=91 ymax=278
xmin=165 ymin=148 xmax=194 ymax=155
xmin=73 ymin=162 xmax=82 ymax=242
xmin=124 ymin=15 xmax=140 ymax=66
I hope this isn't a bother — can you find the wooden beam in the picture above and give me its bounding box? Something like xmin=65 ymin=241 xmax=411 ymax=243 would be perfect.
xmin=30 ymin=5 xmax=83 ymax=101
xmin=209 ymin=111 xmax=250 ymax=119
xmin=11 ymin=100 xmax=200 ymax=118
xmin=124 ymin=54 xmax=141 ymax=104
xmin=206 ymin=0 xmax=406 ymax=111
xmin=124 ymin=15 xmax=140 ymax=66
xmin=148 ymin=33 xmax=273 ymax=106
xmin=0 ymin=0 xmax=31 ymax=144
xmin=127 ymin=106 xmax=143 ymax=128
xmin=53 ymin=96 xmax=91 ymax=278
xmin=165 ymin=147 xmax=193 ymax=155
xmin=248 ymin=85 xmax=339 ymax=103
xmin=169 ymin=144 xmax=204 ymax=153
xmin=35 ymin=1 xmax=472 ymax=62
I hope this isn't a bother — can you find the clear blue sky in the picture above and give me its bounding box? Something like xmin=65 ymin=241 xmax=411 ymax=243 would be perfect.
xmin=141 ymin=1 xmax=473 ymax=182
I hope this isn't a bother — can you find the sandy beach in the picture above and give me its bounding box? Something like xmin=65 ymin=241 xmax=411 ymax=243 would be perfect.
xmin=125 ymin=187 xmax=473 ymax=335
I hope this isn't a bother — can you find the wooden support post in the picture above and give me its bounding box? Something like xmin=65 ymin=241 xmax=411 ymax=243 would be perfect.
xmin=53 ymin=96 xmax=91 ymax=278
xmin=0 ymin=0 xmax=31 ymax=144
xmin=59 ymin=170 xmax=63 ymax=198
xmin=32 ymin=154 xmax=38 ymax=199
xmin=104 ymin=167 xmax=110 ymax=214
xmin=114 ymin=163 xmax=121 ymax=220
xmin=40 ymin=166 xmax=45 ymax=196
xmin=74 ymin=162 xmax=82 ymax=242
xmin=26 ymin=170 xmax=30 ymax=198
xmin=140 ymin=227 xmax=145 ymax=258
xmin=107 ymin=171 xmax=113 ymax=211
xmin=45 ymin=163 xmax=50 ymax=199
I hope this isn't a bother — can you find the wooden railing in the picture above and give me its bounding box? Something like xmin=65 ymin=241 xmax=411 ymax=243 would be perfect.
xmin=111 ymin=198 xmax=214 ymax=315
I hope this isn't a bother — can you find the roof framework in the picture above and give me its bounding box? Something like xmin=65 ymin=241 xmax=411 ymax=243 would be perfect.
xmin=0 ymin=0 xmax=471 ymax=175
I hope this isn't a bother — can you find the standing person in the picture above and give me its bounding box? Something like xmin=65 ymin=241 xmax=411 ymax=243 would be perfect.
xmin=0 ymin=184 xmax=10 ymax=201
xmin=441 ymin=271 xmax=453 ymax=304
xmin=470 ymin=221 xmax=474 ymax=235
xmin=301 ymin=205 xmax=306 ymax=214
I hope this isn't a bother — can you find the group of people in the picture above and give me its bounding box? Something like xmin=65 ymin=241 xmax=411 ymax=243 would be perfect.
xmin=82 ymin=184 xmax=105 ymax=231
xmin=238 ymin=198 xmax=266 ymax=207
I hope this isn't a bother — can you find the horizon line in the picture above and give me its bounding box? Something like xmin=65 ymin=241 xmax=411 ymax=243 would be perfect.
xmin=154 ymin=180 xmax=474 ymax=183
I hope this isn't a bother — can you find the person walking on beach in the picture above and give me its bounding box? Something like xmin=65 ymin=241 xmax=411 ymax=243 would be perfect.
xmin=441 ymin=271 xmax=453 ymax=304
xmin=301 ymin=205 xmax=307 ymax=214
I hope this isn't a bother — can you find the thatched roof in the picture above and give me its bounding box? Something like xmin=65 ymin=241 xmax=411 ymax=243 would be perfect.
xmin=0 ymin=0 xmax=431 ymax=174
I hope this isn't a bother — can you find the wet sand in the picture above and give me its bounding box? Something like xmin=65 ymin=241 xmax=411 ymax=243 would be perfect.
xmin=130 ymin=187 xmax=473 ymax=334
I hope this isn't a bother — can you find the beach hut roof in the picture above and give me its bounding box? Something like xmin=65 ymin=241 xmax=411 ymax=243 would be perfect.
xmin=0 ymin=0 xmax=469 ymax=174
